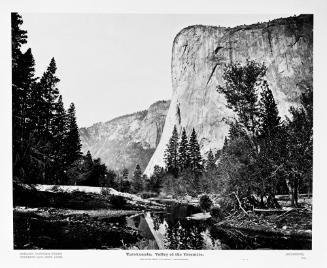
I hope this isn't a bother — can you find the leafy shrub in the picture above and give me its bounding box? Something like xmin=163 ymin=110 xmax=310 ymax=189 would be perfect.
xmin=109 ymin=195 xmax=127 ymax=208
xmin=199 ymin=195 xmax=213 ymax=212
xmin=140 ymin=191 xmax=158 ymax=199
xmin=218 ymin=196 xmax=236 ymax=216
xmin=210 ymin=206 xmax=224 ymax=220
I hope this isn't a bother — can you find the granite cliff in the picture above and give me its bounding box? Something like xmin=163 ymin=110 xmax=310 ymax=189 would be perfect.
xmin=144 ymin=15 xmax=313 ymax=175
xmin=79 ymin=100 xmax=170 ymax=174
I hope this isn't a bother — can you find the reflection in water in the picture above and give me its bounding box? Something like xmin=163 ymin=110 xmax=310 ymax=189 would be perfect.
xmin=164 ymin=218 xmax=207 ymax=249
xmin=152 ymin=213 xmax=165 ymax=231
xmin=126 ymin=203 xmax=311 ymax=250
xmin=157 ymin=203 xmax=221 ymax=249
xmin=127 ymin=203 xmax=222 ymax=250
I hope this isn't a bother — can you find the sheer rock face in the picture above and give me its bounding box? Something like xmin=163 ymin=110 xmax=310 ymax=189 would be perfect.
xmin=144 ymin=15 xmax=313 ymax=175
xmin=79 ymin=100 xmax=170 ymax=173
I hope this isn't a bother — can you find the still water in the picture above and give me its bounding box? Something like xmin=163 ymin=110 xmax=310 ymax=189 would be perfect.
xmin=126 ymin=203 xmax=222 ymax=249
xmin=125 ymin=203 xmax=311 ymax=250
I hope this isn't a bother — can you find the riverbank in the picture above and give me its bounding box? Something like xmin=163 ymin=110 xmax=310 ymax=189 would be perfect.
xmin=212 ymin=206 xmax=312 ymax=249
xmin=13 ymin=183 xmax=312 ymax=250
xmin=14 ymin=208 xmax=143 ymax=249
xmin=13 ymin=183 xmax=165 ymax=249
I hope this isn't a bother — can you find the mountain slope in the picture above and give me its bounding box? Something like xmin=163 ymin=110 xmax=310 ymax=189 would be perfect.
xmin=79 ymin=100 xmax=170 ymax=174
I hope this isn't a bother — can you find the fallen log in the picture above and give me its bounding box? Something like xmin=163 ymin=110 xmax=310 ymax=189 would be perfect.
xmin=253 ymin=208 xmax=286 ymax=215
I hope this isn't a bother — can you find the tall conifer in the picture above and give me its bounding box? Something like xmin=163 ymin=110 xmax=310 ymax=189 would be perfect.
xmin=188 ymin=128 xmax=203 ymax=174
xmin=132 ymin=164 xmax=143 ymax=193
xmin=178 ymin=128 xmax=190 ymax=171
xmin=65 ymin=103 xmax=82 ymax=166
xmin=164 ymin=125 xmax=179 ymax=177
xmin=205 ymin=149 xmax=216 ymax=171
xmin=258 ymin=81 xmax=281 ymax=150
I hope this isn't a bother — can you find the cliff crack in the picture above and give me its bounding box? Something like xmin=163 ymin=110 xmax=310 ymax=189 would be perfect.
xmin=182 ymin=44 xmax=188 ymax=56
xmin=176 ymin=104 xmax=181 ymax=125
xmin=206 ymin=63 xmax=219 ymax=86
xmin=289 ymin=35 xmax=303 ymax=47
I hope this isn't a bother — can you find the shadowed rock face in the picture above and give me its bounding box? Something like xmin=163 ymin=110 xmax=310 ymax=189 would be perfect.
xmin=79 ymin=100 xmax=170 ymax=174
xmin=144 ymin=15 xmax=313 ymax=175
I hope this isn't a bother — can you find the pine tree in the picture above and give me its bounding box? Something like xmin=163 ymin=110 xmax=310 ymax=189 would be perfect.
xmin=11 ymin=13 xmax=27 ymax=70
xmin=205 ymin=149 xmax=216 ymax=171
xmin=132 ymin=164 xmax=143 ymax=193
xmin=65 ymin=103 xmax=82 ymax=166
xmin=188 ymin=128 xmax=203 ymax=174
xmin=222 ymin=137 xmax=228 ymax=151
xmin=52 ymin=96 xmax=67 ymax=153
xmin=86 ymin=158 xmax=107 ymax=187
xmin=50 ymin=95 xmax=69 ymax=183
xmin=11 ymin=13 xmax=40 ymax=183
xmin=148 ymin=165 xmax=164 ymax=193
xmin=39 ymin=58 xmax=60 ymax=137
xmin=122 ymin=168 xmax=129 ymax=180
xmin=178 ymin=128 xmax=190 ymax=171
xmin=52 ymin=95 xmax=67 ymax=136
xmin=283 ymin=85 xmax=313 ymax=206
xmin=14 ymin=49 xmax=37 ymax=141
xmin=84 ymin=151 xmax=93 ymax=170
xmin=258 ymin=81 xmax=281 ymax=150
xmin=164 ymin=125 xmax=179 ymax=177
xmin=13 ymin=49 xmax=37 ymax=148
xmin=121 ymin=168 xmax=130 ymax=192
xmin=30 ymin=58 xmax=62 ymax=183
xmin=29 ymin=79 xmax=44 ymax=137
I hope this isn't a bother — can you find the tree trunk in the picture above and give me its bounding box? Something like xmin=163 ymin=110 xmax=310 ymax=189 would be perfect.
xmin=285 ymin=177 xmax=296 ymax=207
xmin=293 ymin=177 xmax=299 ymax=207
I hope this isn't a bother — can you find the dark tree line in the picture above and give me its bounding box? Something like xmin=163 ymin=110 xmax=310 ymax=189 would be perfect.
xmin=12 ymin=13 xmax=113 ymax=187
xmin=160 ymin=126 xmax=206 ymax=196
xmin=164 ymin=126 xmax=203 ymax=177
xmin=12 ymin=13 xmax=82 ymax=185
xmin=11 ymin=13 xmax=177 ymax=195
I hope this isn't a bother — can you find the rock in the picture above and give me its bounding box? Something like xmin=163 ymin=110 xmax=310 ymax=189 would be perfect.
xmin=144 ymin=15 xmax=313 ymax=175
xmin=79 ymin=100 xmax=170 ymax=172
xmin=187 ymin=212 xmax=211 ymax=220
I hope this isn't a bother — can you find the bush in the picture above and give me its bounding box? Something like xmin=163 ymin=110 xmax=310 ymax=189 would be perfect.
xmin=109 ymin=195 xmax=127 ymax=208
xmin=210 ymin=206 xmax=224 ymax=220
xmin=218 ymin=196 xmax=236 ymax=216
xmin=140 ymin=191 xmax=158 ymax=199
xmin=199 ymin=195 xmax=213 ymax=212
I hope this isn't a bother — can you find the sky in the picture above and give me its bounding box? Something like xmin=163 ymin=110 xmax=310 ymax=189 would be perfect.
xmin=21 ymin=13 xmax=291 ymax=128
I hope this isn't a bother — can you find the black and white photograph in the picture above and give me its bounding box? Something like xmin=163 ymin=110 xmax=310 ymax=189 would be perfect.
xmin=11 ymin=12 xmax=313 ymax=250
xmin=1 ymin=0 xmax=327 ymax=267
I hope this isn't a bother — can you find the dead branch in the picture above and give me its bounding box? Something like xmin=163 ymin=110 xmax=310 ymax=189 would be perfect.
xmin=232 ymin=192 xmax=250 ymax=216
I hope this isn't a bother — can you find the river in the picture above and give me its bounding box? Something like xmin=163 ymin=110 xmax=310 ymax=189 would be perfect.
xmin=124 ymin=203 xmax=311 ymax=250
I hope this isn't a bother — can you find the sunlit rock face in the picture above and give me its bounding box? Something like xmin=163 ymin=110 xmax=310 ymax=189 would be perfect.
xmin=79 ymin=100 xmax=170 ymax=174
xmin=144 ymin=15 xmax=313 ymax=175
